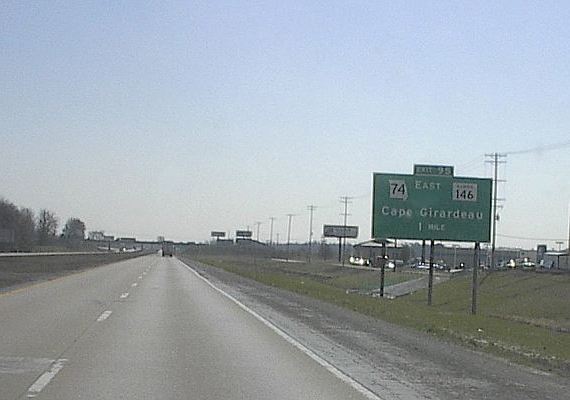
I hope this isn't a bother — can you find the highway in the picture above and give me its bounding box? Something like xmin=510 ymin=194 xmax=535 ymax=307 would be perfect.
xmin=0 ymin=255 xmax=371 ymax=400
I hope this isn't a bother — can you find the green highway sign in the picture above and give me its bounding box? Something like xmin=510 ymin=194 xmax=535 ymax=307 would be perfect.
xmin=372 ymin=166 xmax=492 ymax=242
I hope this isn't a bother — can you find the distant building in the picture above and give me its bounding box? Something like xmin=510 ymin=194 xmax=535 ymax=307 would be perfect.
xmin=88 ymin=231 xmax=105 ymax=241
xmin=353 ymin=239 xmax=393 ymax=261
xmin=543 ymin=251 xmax=570 ymax=270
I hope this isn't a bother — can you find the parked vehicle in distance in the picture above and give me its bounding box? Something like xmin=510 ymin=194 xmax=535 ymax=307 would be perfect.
xmin=411 ymin=262 xmax=429 ymax=269
xmin=519 ymin=258 xmax=536 ymax=269
xmin=506 ymin=257 xmax=536 ymax=268
xmin=411 ymin=261 xmax=446 ymax=270
xmin=349 ymin=256 xmax=370 ymax=266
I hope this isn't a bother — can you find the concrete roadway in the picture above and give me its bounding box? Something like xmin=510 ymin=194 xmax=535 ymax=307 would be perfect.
xmin=0 ymin=255 xmax=371 ymax=400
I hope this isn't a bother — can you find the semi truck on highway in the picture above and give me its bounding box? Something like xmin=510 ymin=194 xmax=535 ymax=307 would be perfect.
xmin=162 ymin=242 xmax=174 ymax=257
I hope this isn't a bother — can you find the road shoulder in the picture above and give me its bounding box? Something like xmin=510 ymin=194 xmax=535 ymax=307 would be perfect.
xmin=181 ymin=257 xmax=569 ymax=400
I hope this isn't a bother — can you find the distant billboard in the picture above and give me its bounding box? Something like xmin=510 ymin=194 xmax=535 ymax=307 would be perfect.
xmin=211 ymin=231 xmax=226 ymax=238
xmin=88 ymin=231 xmax=105 ymax=241
xmin=236 ymin=230 xmax=253 ymax=238
xmin=323 ymin=225 xmax=359 ymax=238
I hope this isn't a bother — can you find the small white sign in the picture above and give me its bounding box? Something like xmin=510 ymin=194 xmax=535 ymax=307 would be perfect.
xmin=453 ymin=183 xmax=478 ymax=202
xmin=323 ymin=225 xmax=359 ymax=238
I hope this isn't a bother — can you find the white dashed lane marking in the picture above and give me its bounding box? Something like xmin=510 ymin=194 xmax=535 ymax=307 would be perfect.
xmin=19 ymin=266 xmax=156 ymax=397
xmin=96 ymin=310 xmax=113 ymax=322
xmin=26 ymin=359 xmax=67 ymax=398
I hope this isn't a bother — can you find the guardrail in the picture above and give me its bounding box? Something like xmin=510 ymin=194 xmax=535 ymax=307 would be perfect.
xmin=0 ymin=250 xmax=144 ymax=257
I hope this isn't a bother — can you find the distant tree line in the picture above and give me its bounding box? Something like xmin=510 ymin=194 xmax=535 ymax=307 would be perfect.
xmin=0 ymin=197 xmax=86 ymax=252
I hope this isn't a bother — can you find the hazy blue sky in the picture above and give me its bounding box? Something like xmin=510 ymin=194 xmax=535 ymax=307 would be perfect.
xmin=2 ymin=1 xmax=569 ymax=249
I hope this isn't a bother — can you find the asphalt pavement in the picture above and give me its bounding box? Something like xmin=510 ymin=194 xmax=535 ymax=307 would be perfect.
xmin=0 ymin=255 xmax=371 ymax=400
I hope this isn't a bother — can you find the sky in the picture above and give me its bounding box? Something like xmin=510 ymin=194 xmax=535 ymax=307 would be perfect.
xmin=1 ymin=1 xmax=569 ymax=250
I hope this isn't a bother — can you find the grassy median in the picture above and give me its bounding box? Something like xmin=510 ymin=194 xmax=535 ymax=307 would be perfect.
xmin=185 ymin=254 xmax=570 ymax=376
xmin=0 ymin=252 xmax=149 ymax=290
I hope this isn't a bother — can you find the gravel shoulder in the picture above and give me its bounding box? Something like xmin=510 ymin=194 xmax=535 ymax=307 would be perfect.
xmin=182 ymin=257 xmax=569 ymax=400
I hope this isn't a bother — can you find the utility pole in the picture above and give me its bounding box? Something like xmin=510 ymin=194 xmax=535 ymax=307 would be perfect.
xmin=339 ymin=196 xmax=353 ymax=266
xmin=485 ymin=153 xmax=507 ymax=269
xmin=286 ymin=214 xmax=295 ymax=261
xmin=255 ymin=221 xmax=262 ymax=242
xmin=567 ymin=202 xmax=570 ymax=253
xmin=307 ymin=205 xmax=317 ymax=263
xmin=269 ymin=217 xmax=275 ymax=246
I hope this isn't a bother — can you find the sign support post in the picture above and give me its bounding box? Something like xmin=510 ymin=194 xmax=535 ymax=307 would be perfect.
xmin=379 ymin=241 xmax=387 ymax=297
xmin=471 ymin=242 xmax=480 ymax=315
xmin=428 ymin=240 xmax=435 ymax=306
xmin=342 ymin=238 xmax=346 ymax=266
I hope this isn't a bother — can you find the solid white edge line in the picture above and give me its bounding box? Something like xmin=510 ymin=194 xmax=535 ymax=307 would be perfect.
xmin=96 ymin=310 xmax=113 ymax=322
xmin=181 ymin=262 xmax=384 ymax=400
xmin=26 ymin=358 xmax=67 ymax=397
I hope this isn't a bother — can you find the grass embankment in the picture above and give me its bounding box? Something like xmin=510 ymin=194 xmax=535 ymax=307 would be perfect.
xmin=187 ymin=254 xmax=570 ymax=375
xmin=0 ymin=252 xmax=149 ymax=290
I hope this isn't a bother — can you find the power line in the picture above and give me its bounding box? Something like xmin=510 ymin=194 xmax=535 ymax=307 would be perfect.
xmin=457 ymin=154 xmax=485 ymax=173
xmin=497 ymin=233 xmax=568 ymax=241
xmin=504 ymin=139 xmax=570 ymax=155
